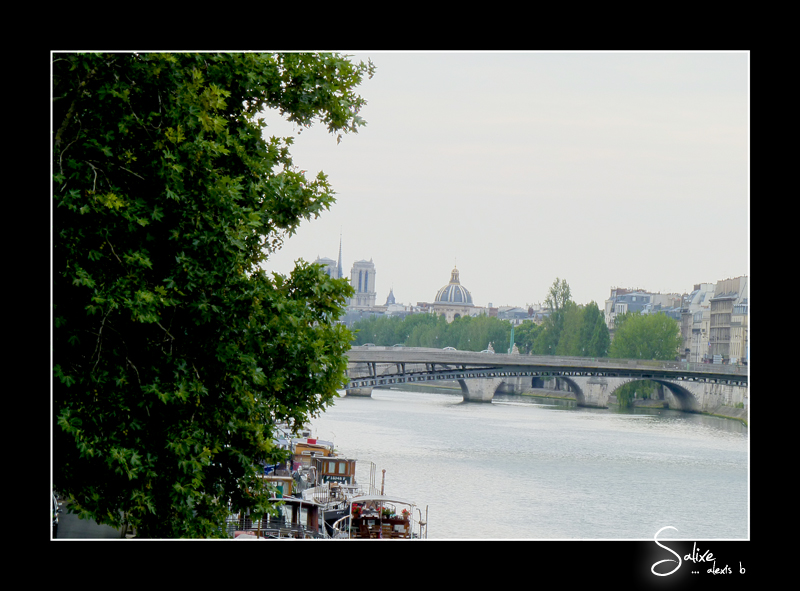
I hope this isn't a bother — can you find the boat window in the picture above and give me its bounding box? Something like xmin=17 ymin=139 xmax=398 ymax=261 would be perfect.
xmin=338 ymin=462 xmax=346 ymax=474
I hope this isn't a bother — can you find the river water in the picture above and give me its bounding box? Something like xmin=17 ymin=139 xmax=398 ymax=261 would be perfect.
xmin=308 ymin=386 xmax=748 ymax=540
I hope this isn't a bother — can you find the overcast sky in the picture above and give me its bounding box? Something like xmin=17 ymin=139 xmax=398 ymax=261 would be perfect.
xmin=259 ymin=51 xmax=749 ymax=309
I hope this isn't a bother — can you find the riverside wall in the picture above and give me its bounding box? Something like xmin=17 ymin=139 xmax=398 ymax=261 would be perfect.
xmin=502 ymin=376 xmax=749 ymax=425
xmin=384 ymin=376 xmax=748 ymax=425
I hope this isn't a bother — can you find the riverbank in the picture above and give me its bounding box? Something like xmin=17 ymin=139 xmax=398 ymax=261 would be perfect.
xmin=623 ymin=398 xmax=748 ymax=426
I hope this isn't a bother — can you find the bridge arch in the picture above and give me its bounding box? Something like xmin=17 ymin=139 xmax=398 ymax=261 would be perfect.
xmin=548 ymin=376 xmax=586 ymax=406
xmin=604 ymin=378 xmax=701 ymax=411
xmin=648 ymin=379 xmax=700 ymax=411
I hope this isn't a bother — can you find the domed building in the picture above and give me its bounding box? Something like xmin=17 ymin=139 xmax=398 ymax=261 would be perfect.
xmin=430 ymin=266 xmax=484 ymax=323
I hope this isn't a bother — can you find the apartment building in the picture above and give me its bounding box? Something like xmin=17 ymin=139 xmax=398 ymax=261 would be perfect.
xmin=709 ymin=276 xmax=748 ymax=363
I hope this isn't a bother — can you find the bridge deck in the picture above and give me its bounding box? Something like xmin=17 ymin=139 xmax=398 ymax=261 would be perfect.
xmin=344 ymin=347 xmax=747 ymax=389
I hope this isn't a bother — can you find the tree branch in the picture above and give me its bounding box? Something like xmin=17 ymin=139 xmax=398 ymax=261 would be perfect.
xmin=105 ymin=239 xmax=122 ymax=264
xmin=55 ymin=67 xmax=96 ymax=147
xmin=91 ymin=306 xmax=113 ymax=373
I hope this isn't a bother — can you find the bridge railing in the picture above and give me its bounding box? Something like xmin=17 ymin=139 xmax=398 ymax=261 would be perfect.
xmin=535 ymin=354 xmax=748 ymax=376
xmin=347 ymin=347 xmax=748 ymax=377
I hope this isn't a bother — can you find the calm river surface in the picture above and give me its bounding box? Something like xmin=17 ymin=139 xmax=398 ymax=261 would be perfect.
xmin=308 ymin=387 xmax=748 ymax=540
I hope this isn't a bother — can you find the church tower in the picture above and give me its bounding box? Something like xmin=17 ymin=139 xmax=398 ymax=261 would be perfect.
xmin=349 ymin=258 xmax=376 ymax=308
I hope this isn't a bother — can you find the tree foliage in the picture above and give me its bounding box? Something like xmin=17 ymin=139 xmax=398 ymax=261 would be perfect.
xmin=349 ymin=278 xmax=611 ymax=359
xmin=608 ymin=312 xmax=682 ymax=361
xmin=532 ymin=279 xmax=609 ymax=357
xmin=351 ymin=313 xmax=512 ymax=352
xmin=52 ymin=52 xmax=373 ymax=537
xmin=544 ymin=277 xmax=571 ymax=314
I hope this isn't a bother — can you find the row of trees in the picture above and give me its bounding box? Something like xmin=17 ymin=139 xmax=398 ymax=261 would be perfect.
xmin=351 ymin=312 xmax=515 ymax=352
xmin=350 ymin=277 xmax=682 ymax=364
xmin=351 ymin=278 xmax=612 ymax=357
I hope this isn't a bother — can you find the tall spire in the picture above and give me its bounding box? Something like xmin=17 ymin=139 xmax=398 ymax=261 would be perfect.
xmin=337 ymin=231 xmax=343 ymax=279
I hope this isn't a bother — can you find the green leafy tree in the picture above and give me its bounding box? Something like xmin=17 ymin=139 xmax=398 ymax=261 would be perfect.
xmin=513 ymin=320 xmax=543 ymax=354
xmin=581 ymin=302 xmax=610 ymax=357
xmin=587 ymin=311 xmax=611 ymax=357
xmin=545 ymin=277 xmax=572 ymax=314
xmin=534 ymin=278 xmax=573 ymax=355
xmin=474 ymin=315 xmax=511 ymax=352
xmin=555 ymin=301 xmax=583 ymax=356
xmin=530 ymin=283 xmax=609 ymax=358
xmin=609 ymin=312 xmax=682 ymax=360
xmin=353 ymin=313 xmax=512 ymax=352
xmin=53 ymin=52 xmax=373 ymax=538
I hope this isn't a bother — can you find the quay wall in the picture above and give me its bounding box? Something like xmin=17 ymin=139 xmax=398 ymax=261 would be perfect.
xmin=377 ymin=376 xmax=748 ymax=425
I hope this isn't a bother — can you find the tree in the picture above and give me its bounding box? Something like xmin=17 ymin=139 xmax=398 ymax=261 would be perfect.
xmin=581 ymin=302 xmax=610 ymax=357
xmin=555 ymin=301 xmax=583 ymax=356
xmin=587 ymin=311 xmax=611 ymax=357
xmin=608 ymin=312 xmax=682 ymax=361
xmin=53 ymin=52 xmax=374 ymax=537
xmin=545 ymin=277 xmax=572 ymax=314
xmin=513 ymin=320 xmax=542 ymax=354
xmin=534 ymin=278 xmax=573 ymax=355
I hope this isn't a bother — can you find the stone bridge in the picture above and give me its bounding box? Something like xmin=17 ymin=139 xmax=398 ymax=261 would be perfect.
xmin=344 ymin=346 xmax=749 ymax=414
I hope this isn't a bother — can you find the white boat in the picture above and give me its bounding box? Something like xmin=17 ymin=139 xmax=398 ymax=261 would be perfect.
xmin=228 ymin=425 xmax=429 ymax=539
xmin=300 ymin=455 xmax=376 ymax=535
xmin=330 ymin=494 xmax=428 ymax=539
xmin=226 ymin=496 xmax=329 ymax=539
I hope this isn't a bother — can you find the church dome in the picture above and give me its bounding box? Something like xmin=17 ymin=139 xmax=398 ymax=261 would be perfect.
xmin=434 ymin=267 xmax=473 ymax=305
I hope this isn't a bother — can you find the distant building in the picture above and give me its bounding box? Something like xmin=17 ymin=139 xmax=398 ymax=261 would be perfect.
xmin=313 ymin=235 xmax=345 ymax=279
xmin=384 ymin=288 xmax=396 ymax=306
xmin=312 ymin=236 xmax=381 ymax=313
xmin=428 ymin=266 xmax=485 ymax=323
xmin=643 ymin=295 xmax=683 ymax=323
xmin=497 ymin=307 xmax=530 ymax=325
xmin=709 ymin=276 xmax=748 ymax=363
xmin=314 ymin=256 xmax=339 ymax=279
xmin=349 ymin=259 xmax=377 ymax=309
xmin=380 ymin=288 xmax=418 ymax=319
xmin=340 ymin=307 xmax=384 ymax=328
xmin=680 ymin=283 xmax=716 ymax=362
xmin=730 ymin=302 xmax=748 ymax=365
xmin=604 ymin=288 xmax=652 ymax=332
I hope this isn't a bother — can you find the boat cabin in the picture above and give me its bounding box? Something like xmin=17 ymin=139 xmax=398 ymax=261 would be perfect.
xmin=330 ymin=494 xmax=425 ymax=539
xmin=228 ymin=497 xmax=326 ymax=539
xmin=259 ymin=474 xmax=293 ymax=498
xmin=313 ymin=456 xmax=357 ymax=485
xmin=291 ymin=438 xmax=335 ymax=471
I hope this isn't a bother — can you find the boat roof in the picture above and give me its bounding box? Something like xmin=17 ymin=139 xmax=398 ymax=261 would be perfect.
xmin=292 ymin=438 xmax=334 ymax=447
xmin=269 ymin=496 xmax=323 ymax=507
xmin=349 ymin=494 xmax=415 ymax=506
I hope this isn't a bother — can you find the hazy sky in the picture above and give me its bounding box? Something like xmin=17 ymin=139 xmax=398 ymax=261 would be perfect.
xmin=260 ymin=51 xmax=749 ymax=309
